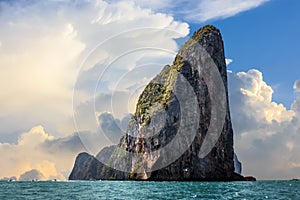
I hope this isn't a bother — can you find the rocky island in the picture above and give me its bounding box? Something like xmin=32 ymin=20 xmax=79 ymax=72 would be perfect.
xmin=69 ymin=25 xmax=245 ymax=181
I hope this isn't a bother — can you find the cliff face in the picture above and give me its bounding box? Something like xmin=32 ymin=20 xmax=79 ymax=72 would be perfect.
xmin=69 ymin=25 xmax=244 ymax=181
xmin=69 ymin=146 xmax=126 ymax=180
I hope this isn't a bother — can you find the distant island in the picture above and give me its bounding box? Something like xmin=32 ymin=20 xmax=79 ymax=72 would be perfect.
xmin=69 ymin=25 xmax=248 ymax=181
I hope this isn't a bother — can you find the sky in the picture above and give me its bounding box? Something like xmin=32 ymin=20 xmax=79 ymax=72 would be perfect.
xmin=0 ymin=0 xmax=299 ymax=180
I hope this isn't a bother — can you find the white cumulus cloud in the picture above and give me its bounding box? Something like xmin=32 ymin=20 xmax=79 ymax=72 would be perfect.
xmin=0 ymin=126 xmax=85 ymax=180
xmin=228 ymin=69 xmax=300 ymax=179
xmin=0 ymin=0 xmax=189 ymax=140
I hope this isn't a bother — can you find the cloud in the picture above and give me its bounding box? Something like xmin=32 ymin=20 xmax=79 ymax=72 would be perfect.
xmin=97 ymin=112 xmax=132 ymax=143
xmin=42 ymin=133 xmax=85 ymax=154
xmin=132 ymin=0 xmax=270 ymax=22
xmin=294 ymin=80 xmax=300 ymax=92
xmin=0 ymin=126 xmax=85 ymax=180
xmin=19 ymin=169 xmax=45 ymax=181
xmin=0 ymin=1 xmax=85 ymax=138
xmin=73 ymin=98 xmax=134 ymax=154
xmin=228 ymin=69 xmax=300 ymax=179
xmin=0 ymin=112 xmax=132 ymax=180
xmin=229 ymin=69 xmax=294 ymax=127
xmin=187 ymin=0 xmax=270 ymax=22
xmin=0 ymin=0 xmax=189 ymax=140
xmin=73 ymin=91 xmax=136 ymax=134
xmin=225 ymin=58 xmax=233 ymax=65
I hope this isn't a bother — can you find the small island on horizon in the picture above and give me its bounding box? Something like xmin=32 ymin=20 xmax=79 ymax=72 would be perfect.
xmin=69 ymin=25 xmax=255 ymax=181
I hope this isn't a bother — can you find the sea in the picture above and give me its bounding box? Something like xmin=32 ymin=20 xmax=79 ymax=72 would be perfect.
xmin=0 ymin=180 xmax=299 ymax=199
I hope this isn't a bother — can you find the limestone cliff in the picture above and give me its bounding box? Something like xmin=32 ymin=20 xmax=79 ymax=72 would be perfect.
xmin=69 ymin=146 xmax=115 ymax=180
xmin=69 ymin=25 xmax=244 ymax=181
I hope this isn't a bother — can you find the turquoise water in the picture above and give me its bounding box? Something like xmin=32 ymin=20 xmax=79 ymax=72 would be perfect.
xmin=0 ymin=180 xmax=299 ymax=199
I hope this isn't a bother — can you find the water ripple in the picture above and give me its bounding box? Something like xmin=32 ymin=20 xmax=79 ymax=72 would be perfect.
xmin=0 ymin=180 xmax=299 ymax=199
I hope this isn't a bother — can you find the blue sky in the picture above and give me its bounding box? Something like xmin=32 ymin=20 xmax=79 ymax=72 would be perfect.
xmin=0 ymin=0 xmax=299 ymax=180
xmin=188 ymin=0 xmax=300 ymax=107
